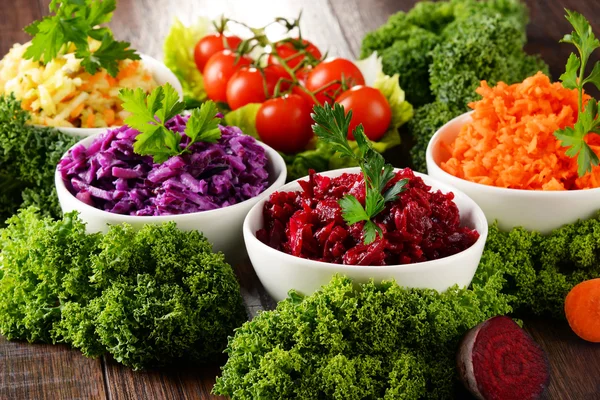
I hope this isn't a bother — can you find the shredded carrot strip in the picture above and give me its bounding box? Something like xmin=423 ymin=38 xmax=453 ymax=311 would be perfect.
xmin=116 ymin=61 xmax=140 ymax=80
xmin=21 ymin=98 xmax=33 ymax=111
xmin=106 ymin=75 xmax=118 ymax=87
xmin=86 ymin=110 xmax=95 ymax=128
xmin=441 ymin=72 xmax=600 ymax=190
xmin=103 ymin=109 xmax=115 ymax=125
xmin=70 ymin=103 xmax=85 ymax=119
xmin=61 ymin=92 xmax=76 ymax=102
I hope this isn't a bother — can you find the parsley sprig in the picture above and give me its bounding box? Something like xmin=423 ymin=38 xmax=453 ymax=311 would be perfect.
xmin=312 ymin=103 xmax=408 ymax=244
xmin=23 ymin=0 xmax=139 ymax=77
xmin=119 ymin=83 xmax=222 ymax=163
xmin=554 ymin=10 xmax=600 ymax=177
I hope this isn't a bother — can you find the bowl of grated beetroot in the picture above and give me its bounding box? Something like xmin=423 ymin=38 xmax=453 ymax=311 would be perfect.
xmin=243 ymin=167 xmax=488 ymax=301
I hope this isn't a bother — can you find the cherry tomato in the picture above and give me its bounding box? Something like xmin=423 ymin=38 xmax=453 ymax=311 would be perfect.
xmin=265 ymin=64 xmax=292 ymax=82
xmin=292 ymin=85 xmax=317 ymax=108
xmin=203 ymin=50 xmax=252 ymax=103
xmin=226 ymin=66 xmax=288 ymax=110
xmin=194 ymin=33 xmax=243 ymax=72
xmin=268 ymin=39 xmax=322 ymax=69
xmin=295 ymin=65 xmax=312 ymax=84
xmin=335 ymin=86 xmax=391 ymax=141
xmin=305 ymin=58 xmax=365 ymax=105
xmin=256 ymin=94 xmax=313 ymax=154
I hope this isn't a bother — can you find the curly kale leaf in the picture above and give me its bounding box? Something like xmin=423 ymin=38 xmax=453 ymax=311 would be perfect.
xmin=0 ymin=208 xmax=100 ymax=342
xmin=214 ymin=275 xmax=511 ymax=399
xmin=408 ymin=102 xmax=463 ymax=172
xmin=430 ymin=15 xmax=549 ymax=108
xmin=56 ymin=222 xmax=247 ymax=369
xmin=0 ymin=210 xmax=247 ymax=370
xmin=0 ymin=95 xmax=77 ymax=225
xmin=359 ymin=0 xmax=535 ymax=108
xmin=476 ymin=216 xmax=600 ymax=319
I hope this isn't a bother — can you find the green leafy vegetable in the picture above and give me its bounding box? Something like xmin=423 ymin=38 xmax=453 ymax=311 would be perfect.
xmin=163 ymin=17 xmax=210 ymax=103
xmin=0 ymin=208 xmax=247 ymax=370
xmin=312 ymin=103 xmax=408 ymax=243
xmin=0 ymin=95 xmax=77 ymax=226
xmin=360 ymin=0 xmax=549 ymax=171
xmin=213 ymin=274 xmax=511 ymax=399
xmin=23 ymin=0 xmax=139 ymax=77
xmin=119 ymin=84 xmax=221 ymax=163
xmin=554 ymin=10 xmax=600 ymax=177
xmin=479 ymin=216 xmax=600 ymax=319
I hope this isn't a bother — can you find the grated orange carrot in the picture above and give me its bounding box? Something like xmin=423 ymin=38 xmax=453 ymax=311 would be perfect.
xmin=116 ymin=61 xmax=140 ymax=80
xmin=103 ymin=109 xmax=115 ymax=125
xmin=86 ymin=109 xmax=95 ymax=128
xmin=70 ymin=103 xmax=85 ymax=119
xmin=441 ymin=72 xmax=600 ymax=190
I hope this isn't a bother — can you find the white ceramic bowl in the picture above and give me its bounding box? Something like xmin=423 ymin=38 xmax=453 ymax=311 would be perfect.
xmin=243 ymin=167 xmax=488 ymax=302
xmin=426 ymin=112 xmax=600 ymax=234
xmin=56 ymin=134 xmax=287 ymax=262
xmin=37 ymin=54 xmax=183 ymax=138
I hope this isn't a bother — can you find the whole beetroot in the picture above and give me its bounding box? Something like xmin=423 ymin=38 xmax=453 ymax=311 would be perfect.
xmin=457 ymin=316 xmax=550 ymax=400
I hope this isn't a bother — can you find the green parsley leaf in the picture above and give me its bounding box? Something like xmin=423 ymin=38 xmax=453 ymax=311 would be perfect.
xmin=339 ymin=195 xmax=369 ymax=225
xmin=363 ymin=221 xmax=383 ymax=245
xmin=584 ymin=62 xmax=600 ymax=91
xmin=559 ymin=53 xmax=580 ymax=89
xmin=311 ymin=104 xmax=356 ymax=158
xmin=311 ymin=103 xmax=407 ymax=244
xmin=384 ymin=178 xmax=409 ymax=203
xmin=184 ymin=102 xmax=222 ymax=146
xmin=554 ymin=10 xmax=600 ymax=177
xmin=119 ymin=83 xmax=222 ymax=164
xmin=78 ymin=33 xmax=139 ymax=77
xmin=562 ymin=10 xmax=600 ymax=63
xmin=22 ymin=0 xmax=139 ymax=77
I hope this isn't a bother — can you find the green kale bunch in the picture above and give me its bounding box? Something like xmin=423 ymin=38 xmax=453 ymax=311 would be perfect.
xmin=360 ymin=0 xmax=549 ymax=171
xmin=0 ymin=208 xmax=100 ymax=342
xmin=0 ymin=95 xmax=77 ymax=225
xmin=0 ymin=208 xmax=247 ymax=370
xmin=478 ymin=215 xmax=600 ymax=319
xmin=214 ymin=274 xmax=511 ymax=399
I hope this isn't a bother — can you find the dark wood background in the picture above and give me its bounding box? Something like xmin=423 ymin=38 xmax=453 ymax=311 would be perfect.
xmin=1 ymin=0 xmax=600 ymax=399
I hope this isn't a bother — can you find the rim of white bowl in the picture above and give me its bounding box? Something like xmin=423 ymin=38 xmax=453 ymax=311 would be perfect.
xmin=243 ymin=166 xmax=489 ymax=272
xmin=55 ymin=133 xmax=287 ymax=221
xmin=33 ymin=54 xmax=183 ymax=137
xmin=426 ymin=111 xmax=600 ymax=196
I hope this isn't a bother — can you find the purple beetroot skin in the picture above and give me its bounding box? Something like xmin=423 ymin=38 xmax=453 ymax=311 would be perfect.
xmin=457 ymin=316 xmax=550 ymax=400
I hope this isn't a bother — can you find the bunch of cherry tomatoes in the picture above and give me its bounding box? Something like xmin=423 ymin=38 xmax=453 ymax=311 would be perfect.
xmin=193 ymin=19 xmax=392 ymax=154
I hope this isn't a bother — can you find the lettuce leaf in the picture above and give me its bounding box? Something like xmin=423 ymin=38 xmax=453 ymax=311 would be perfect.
xmin=374 ymin=71 xmax=413 ymax=130
xmin=163 ymin=18 xmax=211 ymax=103
xmin=223 ymin=103 xmax=261 ymax=139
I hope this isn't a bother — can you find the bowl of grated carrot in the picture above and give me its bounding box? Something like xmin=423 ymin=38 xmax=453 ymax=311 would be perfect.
xmin=426 ymin=72 xmax=600 ymax=234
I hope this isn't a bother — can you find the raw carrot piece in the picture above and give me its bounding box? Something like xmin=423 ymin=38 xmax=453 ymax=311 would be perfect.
xmin=565 ymin=278 xmax=600 ymax=343
xmin=61 ymin=92 xmax=76 ymax=102
xmin=70 ymin=103 xmax=85 ymax=119
xmin=21 ymin=98 xmax=33 ymax=111
xmin=86 ymin=110 xmax=95 ymax=128
xmin=106 ymin=75 xmax=118 ymax=87
xmin=116 ymin=61 xmax=140 ymax=80
xmin=103 ymin=109 xmax=115 ymax=125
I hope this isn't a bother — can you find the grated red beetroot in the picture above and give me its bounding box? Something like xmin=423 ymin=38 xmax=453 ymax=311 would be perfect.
xmin=256 ymin=168 xmax=479 ymax=265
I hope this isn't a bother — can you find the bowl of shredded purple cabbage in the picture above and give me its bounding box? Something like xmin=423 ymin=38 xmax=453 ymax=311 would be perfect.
xmin=55 ymin=115 xmax=287 ymax=260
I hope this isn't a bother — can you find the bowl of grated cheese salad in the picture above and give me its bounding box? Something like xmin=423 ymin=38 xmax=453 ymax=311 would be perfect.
xmin=0 ymin=40 xmax=182 ymax=137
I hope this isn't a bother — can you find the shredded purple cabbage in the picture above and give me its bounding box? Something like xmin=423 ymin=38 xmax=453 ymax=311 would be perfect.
xmin=58 ymin=115 xmax=270 ymax=216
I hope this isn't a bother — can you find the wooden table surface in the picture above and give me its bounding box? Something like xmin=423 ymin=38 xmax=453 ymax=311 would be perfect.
xmin=1 ymin=0 xmax=600 ymax=399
